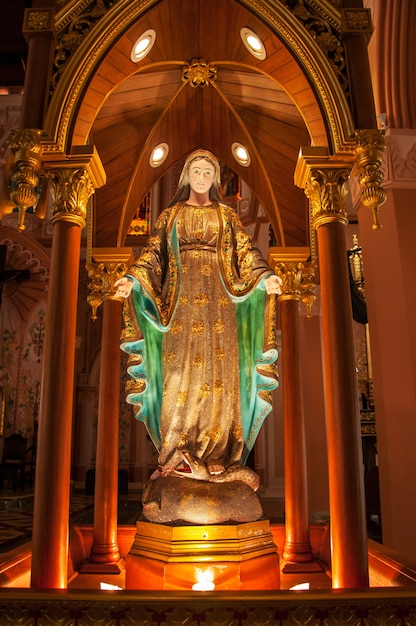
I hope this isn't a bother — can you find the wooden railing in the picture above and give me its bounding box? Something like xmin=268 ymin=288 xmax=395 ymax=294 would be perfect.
xmin=1 ymin=526 xmax=416 ymax=624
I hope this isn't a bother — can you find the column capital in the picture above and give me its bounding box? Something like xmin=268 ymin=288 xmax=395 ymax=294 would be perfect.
xmin=86 ymin=248 xmax=135 ymax=320
xmin=268 ymin=247 xmax=317 ymax=317
xmin=22 ymin=7 xmax=55 ymax=43
xmin=295 ymin=147 xmax=353 ymax=230
xmin=341 ymin=7 xmax=373 ymax=41
xmin=43 ymin=146 xmax=106 ymax=227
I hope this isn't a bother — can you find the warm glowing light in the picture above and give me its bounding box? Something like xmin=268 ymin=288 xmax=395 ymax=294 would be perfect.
xmin=232 ymin=142 xmax=251 ymax=167
xmin=289 ymin=582 xmax=310 ymax=590
xmin=192 ymin=581 xmax=215 ymax=591
xmin=136 ymin=37 xmax=151 ymax=55
xmin=240 ymin=28 xmax=266 ymax=60
xmin=152 ymin=147 xmax=165 ymax=163
xmin=247 ymin=35 xmax=262 ymax=52
xmin=131 ymin=29 xmax=156 ymax=62
xmin=150 ymin=143 xmax=169 ymax=167
xmin=100 ymin=582 xmax=123 ymax=590
xmin=236 ymin=146 xmax=248 ymax=163
xmin=192 ymin=568 xmax=215 ymax=591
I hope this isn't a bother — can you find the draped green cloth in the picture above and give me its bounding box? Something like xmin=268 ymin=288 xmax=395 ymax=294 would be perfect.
xmin=120 ymin=202 xmax=278 ymax=468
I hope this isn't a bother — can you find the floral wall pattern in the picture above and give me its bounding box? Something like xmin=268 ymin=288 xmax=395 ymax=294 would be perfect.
xmin=0 ymin=227 xmax=50 ymax=449
xmin=1 ymin=304 xmax=46 ymax=444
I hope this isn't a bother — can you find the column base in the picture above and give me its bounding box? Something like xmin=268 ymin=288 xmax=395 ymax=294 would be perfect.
xmin=125 ymin=519 xmax=280 ymax=590
xmin=80 ymin=559 xmax=125 ymax=575
xmin=283 ymin=541 xmax=314 ymax=562
xmin=282 ymin=561 xmax=323 ymax=573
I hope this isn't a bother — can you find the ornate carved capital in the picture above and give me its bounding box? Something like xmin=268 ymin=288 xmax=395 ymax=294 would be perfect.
xmin=46 ymin=167 xmax=94 ymax=227
xmin=86 ymin=248 xmax=135 ymax=320
xmin=341 ymin=8 xmax=373 ymax=40
xmin=43 ymin=146 xmax=106 ymax=227
xmin=276 ymin=262 xmax=317 ymax=318
xmin=295 ymin=148 xmax=353 ymax=231
xmin=268 ymin=247 xmax=316 ymax=317
xmin=23 ymin=7 xmax=55 ymax=42
xmin=8 ymin=129 xmax=44 ymax=232
xmin=354 ymin=129 xmax=387 ymax=231
xmin=306 ymin=167 xmax=350 ymax=229
xmin=275 ymin=262 xmax=305 ymax=300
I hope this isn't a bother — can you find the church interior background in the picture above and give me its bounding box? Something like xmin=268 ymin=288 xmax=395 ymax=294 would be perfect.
xmin=1 ymin=0 xmax=416 ymax=623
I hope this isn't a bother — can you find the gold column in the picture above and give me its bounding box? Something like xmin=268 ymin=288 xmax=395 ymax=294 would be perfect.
xmin=269 ymin=248 xmax=315 ymax=568
xmin=30 ymin=148 xmax=106 ymax=589
xmin=82 ymin=249 xmax=134 ymax=574
xmin=295 ymin=148 xmax=369 ymax=589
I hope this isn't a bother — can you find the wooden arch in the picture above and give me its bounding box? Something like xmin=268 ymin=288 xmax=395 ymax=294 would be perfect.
xmin=42 ymin=0 xmax=355 ymax=248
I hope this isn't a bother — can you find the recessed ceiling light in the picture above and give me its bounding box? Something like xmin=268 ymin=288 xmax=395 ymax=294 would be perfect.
xmin=240 ymin=27 xmax=266 ymax=60
xmin=232 ymin=143 xmax=251 ymax=167
xmin=150 ymin=143 xmax=169 ymax=167
xmin=131 ymin=29 xmax=156 ymax=62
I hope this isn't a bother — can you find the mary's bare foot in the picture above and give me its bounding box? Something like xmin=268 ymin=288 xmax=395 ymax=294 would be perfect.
xmin=208 ymin=464 xmax=225 ymax=475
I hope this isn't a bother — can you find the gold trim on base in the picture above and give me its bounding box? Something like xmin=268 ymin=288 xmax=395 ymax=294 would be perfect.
xmin=129 ymin=520 xmax=278 ymax=563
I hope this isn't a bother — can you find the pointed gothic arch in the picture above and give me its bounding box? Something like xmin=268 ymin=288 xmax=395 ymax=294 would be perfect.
xmin=41 ymin=0 xmax=356 ymax=249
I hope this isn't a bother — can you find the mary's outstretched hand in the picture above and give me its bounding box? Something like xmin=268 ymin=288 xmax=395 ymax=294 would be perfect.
xmin=265 ymin=274 xmax=283 ymax=295
xmin=115 ymin=276 xmax=133 ymax=298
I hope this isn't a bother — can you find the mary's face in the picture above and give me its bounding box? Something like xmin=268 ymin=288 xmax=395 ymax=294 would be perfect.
xmin=188 ymin=159 xmax=215 ymax=195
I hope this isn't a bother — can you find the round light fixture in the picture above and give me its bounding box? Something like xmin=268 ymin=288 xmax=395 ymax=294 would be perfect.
xmin=131 ymin=29 xmax=156 ymax=62
xmin=232 ymin=143 xmax=251 ymax=167
xmin=240 ymin=27 xmax=266 ymax=60
xmin=150 ymin=143 xmax=169 ymax=168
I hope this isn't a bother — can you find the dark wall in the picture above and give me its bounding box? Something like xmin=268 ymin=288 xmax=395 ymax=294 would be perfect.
xmin=0 ymin=1 xmax=31 ymax=88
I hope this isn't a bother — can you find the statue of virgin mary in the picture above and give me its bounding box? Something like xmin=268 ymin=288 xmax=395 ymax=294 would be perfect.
xmin=117 ymin=150 xmax=281 ymax=521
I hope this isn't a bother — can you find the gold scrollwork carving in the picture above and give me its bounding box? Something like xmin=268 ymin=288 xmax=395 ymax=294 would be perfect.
xmin=305 ymin=166 xmax=350 ymax=229
xmin=0 ymin=592 xmax=415 ymax=623
xmin=51 ymin=0 xmax=112 ymax=92
xmin=97 ymin=261 xmax=130 ymax=298
xmin=341 ymin=8 xmax=373 ymax=36
xmin=275 ymin=260 xmax=317 ymax=318
xmin=300 ymin=262 xmax=317 ymax=318
xmin=24 ymin=8 xmax=54 ymax=33
xmin=182 ymin=58 xmax=217 ymax=87
xmin=354 ymin=129 xmax=387 ymax=231
xmin=86 ymin=259 xmax=130 ymax=319
xmin=8 ymin=129 xmax=44 ymax=233
xmin=275 ymin=262 xmax=304 ymax=299
xmin=85 ymin=261 xmax=103 ymax=321
xmin=47 ymin=167 xmax=94 ymax=227
xmin=284 ymin=0 xmax=349 ymax=97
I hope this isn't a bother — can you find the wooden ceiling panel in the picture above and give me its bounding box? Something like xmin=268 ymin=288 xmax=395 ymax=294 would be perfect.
xmin=76 ymin=0 xmax=329 ymax=248
xmin=218 ymin=69 xmax=298 ymax=109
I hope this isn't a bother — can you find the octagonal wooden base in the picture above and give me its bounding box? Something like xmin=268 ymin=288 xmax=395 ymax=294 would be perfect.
xmin=125 ymin=519 xmax=280 ymax=590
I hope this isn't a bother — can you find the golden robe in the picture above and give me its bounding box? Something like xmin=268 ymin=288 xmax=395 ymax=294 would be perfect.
xmin=121 ymin=202 xmax=278 ymax=472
